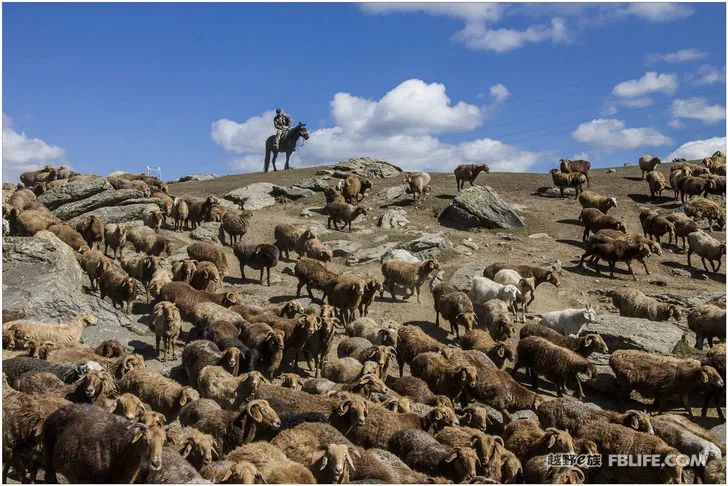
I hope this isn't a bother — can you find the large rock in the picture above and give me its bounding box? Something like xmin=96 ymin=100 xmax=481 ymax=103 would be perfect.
xmin=399 ymin=232 xmax=452 ymax=253
xmin=379 ymin=208 xmax=409 ymax=229
xmin=536 ymin=186 xmax=576 ymax=198
xmin=225 ymin=182 xmax=277 ymax=205
xmin=384 ymin=249 xmax=420 ymax=263
xmin=2 ymin=231 xmax=147 ymax=336
xmin=373 ymin=185 xmax=408 ymax=203
xmin=68 ymin=203 xmax=162 ymax=225
xmin=243 ymin=193 xmax=277 ymax=210
xmin=190 ymin=222 xmax=223 ymax=242
xmin=270 ymin=185 xmax=315 ymax=200
xmin=440 ymin=186 xmax=525 ymax=229
xmin=38 ymin=177 xmax=111 ymax=209
xmin=178 ymin=174 xmax=217 ymax=182
xmin=449 ymin=262 xmax=487 ymax=292
xmin=583 ymin=315 xmax=685 ymax=355
xmin=346 ymin=242 xmax=399 ymax=266
xmin=294 ymin=177 xmax=331 ymax=192
xmin=53 ymin=188 xmax=146 ymax=220
xmin=326 ymin=240 xmax=362 ymax=258
xmin=331 ymin=157 xmax=402 ymax=179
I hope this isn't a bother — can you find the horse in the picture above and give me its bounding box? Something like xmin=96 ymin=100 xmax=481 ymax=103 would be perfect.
xmin=264 ymin=122 xmax=309 ymax=172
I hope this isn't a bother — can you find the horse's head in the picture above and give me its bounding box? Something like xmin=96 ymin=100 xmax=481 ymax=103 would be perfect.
xmin=296 ymin=122 xmax=310 ymax=140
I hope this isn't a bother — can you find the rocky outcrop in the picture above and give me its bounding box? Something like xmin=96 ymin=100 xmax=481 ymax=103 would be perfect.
xmin=373 ymin=185 xmax=408 ymax=204
xmin=583 ymin=315 xmax=684 ymax=355
xmin=536 ymin=186 xmax=577 ymax=198
xmin=68 ymin=203 xmax=162 ymax=225
xmin=53 ymin=188 xmax=146 ymax=220
xmin=190 ymin=222 xmax=223 ymax=242
xmin=225 ymin=182 xmax=313 ymax=210
xmin=38 ymin=177 xmax=111 ymax=209
xmin=294 ymin=177 xmax=331 ymax=192
xmin=439 ymin=186 xmax=525 ymax=230
xmin=378 ymin=208 xmax=409 ymax=229
xmin=178 ymin=174 xmax=217 ymax=182
xmin=345 ymin=242 xmax=399 ymax=266
xmin=331 ymin=157 xmax=402 ymax=179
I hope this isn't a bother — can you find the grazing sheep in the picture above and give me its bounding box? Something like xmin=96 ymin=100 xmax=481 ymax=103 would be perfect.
xmin=99 ymin=268 xmax=140 ymax=314
xmin=171 ymin=197 xmax=189 ymax=231
xmin=327 ymin=201 xmax=367 ymax=232
xmin=75 ymin=215 xmax=104 ymax=250
xmin=550 ymin=169 xmax=586 ymax=199
xmin=153 ymin=301 xmax=181 ymax=362
xmin=273 ymin=223 xmax=301 ymax=260
xmin=493 ymin=269 xmax=536 ymax=321
xmin=225 ymin=441 xmax=315 ymax=483
xmin=221 ymin=210 xmax=251 ymax=245
xmin=468 ymin=277 xmax=520 ymax=318
xmin=680 ymin=175 xmax=717 ymax=202
xmin=160 ymin=281 xmax=242 ymax=319
xmin=480 ymin=298 xmax=516 ymax=341
xmin=538 ymin=307 xmax=597 ymax=337
xmin=688 ymin=304 xmax=726 ymax=350
xmin=646 ymin=170 xmax=669 ymax=198
xmin=432 ymin=283 xmax=477 ymax=338
xmin=119 ymin=368 xmax=200 ymax=421
xmin=232 ymin=301 xmax=304 ymax=321
xmin=342 ymin=174 xmax=373 ymax=203
xmin=513 ymin=336 xmax=595 ymax=399
xmin=685 ymin=197 xmax=726 ymax=230
xmin=610 ymin=350 xmax=724 ymax=415
xmin=395 ymin=324 xmax=452 ymax=377
xmin=142 ymin=206 xmax=163 ymax=232
xmin=687 ymin=230 xmax=726 ymax=272
xmin=502 ymin=419 xmax=575 ymax=463
xmin=519 ymin=324 xmax=608 ymax=358
xmin=103 ymin=223 xmax=127 ymax=258
xmin=612 ymin=287 xmax=681 ymax=322
xmin=126 ymin=226 xmax=171 ymax=256
xmin=182 ymin=340 xmax=242 ymax=386
xmin=232 ymin=242 xmax=279 ymax=286
xmin=638 ymin=155 xmax=661 ymax=179
xmin=187 ymin=241 xmax=229 ymax=278
xmin=560 ymin=159 xmax=591 ymax=187
xmin=77 ymin=249 xmax=112 ymax=291
xmin=454 ymin=163 xmax=490 ymax=191
xmin=381 ymin=258 xmax=440 ymax=304
xmin=579 ymin=207 xmax=626 ymax=241
xmin=189 ymin=260 xmax=221 ymax=291
xmin=579 ymin=237 xmax=652 ymax=280
xmin=577 ymin=191 xmax=617 ymax=213
xmin=536 ymin=398 xmax=654 ymax=437
xmin=461 ymin=329 xmax=515 ymax=369
xmin=403 ymin=172 xmax=432 ymax=202
xmin=302 ymin=236 xmax=334 ymax=262
xmin=411 ymin=351 xmax=478 ymax=403
xmin=665 ymin=212 xmax=700 ymax=250
xmin=6 ymin=313 xmax=97 ymax=348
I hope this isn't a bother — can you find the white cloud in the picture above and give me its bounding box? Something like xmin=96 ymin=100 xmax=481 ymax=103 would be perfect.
xmin=612 ymin=71 xmax=678 ymax=98
xmin=671 ymin=98 xmax=726 ymax=125
xmin=668 ymin=119 xmax=684 ymax=129
xmin=617 ymin=3 xmax=694 ymax=22
xmin=688 ymin=65 xmax=726 ymax=86
xmin=211 ymin=79 xmax=542 ymax=173
xmin=572 ymin=118 xmax=671 ymax=149
xmin=646 ymin=48 xmax=707 ymax=64
xmin=489 ymin=83 xmax=510 ymax=103
xmin=359 ymin=3 xmax=503 ymax=23
xmin=2 ymin=114 xmax=66 ymax=183
xmin=452 ymin=17 xmax=570 ymax=53
xmin=667 ymin=137 xmax=727 ymax=161
xmin=620 ymin=97 xmax=654 ymax=108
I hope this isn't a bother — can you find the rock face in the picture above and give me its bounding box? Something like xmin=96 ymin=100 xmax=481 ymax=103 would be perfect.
xmin=398 ymin=233 xmax=452 ymax=260
xmin=225 ymin=182 xmax=312 ymax=210
xmin=326 ymin=240 xmax=362 ymax=258
xmin=583 ymin=315 xmax=684 ymax=355
xmin=68 ymin=203 xmax=162 ymax=225
xmin=294 ymin=177 xmax=331 ymax=192
xmin=332 ymin=157 xmax=402 ymax=179
xmin=190 ymin=222 xmax=223 ymax=242
xmin=38 ymin=177 xmax=111 ymax=209
xmin=2 ymin=231 xmax=146 ymax=336
xmin=178 ymin=174 xmax=217 ymax=182
xmin=373 ymin=185 xmax=408 ymax=203
xmin=53 ymin=188 xmax=146 ymax=220
xmin=346 ymin=242 xmax=399 ymax=266
xmin=379 ymin=208 xmax=409 ymax=229
xmin=270 ymin=185 xmax=316 ymax=200
xmin=440 ymin=186 xmax=525 ymax=230
xmin=384 ymin=249 xmax=420 ymax=263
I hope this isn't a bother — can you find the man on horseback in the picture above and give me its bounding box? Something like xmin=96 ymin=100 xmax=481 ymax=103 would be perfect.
xmin=273 ymin=108 xmax=292 ymax=150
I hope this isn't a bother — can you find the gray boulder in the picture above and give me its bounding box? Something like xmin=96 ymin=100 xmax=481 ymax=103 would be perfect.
xmin=178 ymin=174 xmax=217 ymax=182
xmin=536 ymin=186 xmax=576 ymax=198
xmin=373 ymin=185 xmax=408 ymax=203
xmin=345 ymin=242 xmax=399 ymax=266
xmin=2 ymin=231 xmax=147 ymax=336
xmin=68 ymin=203 xmax=162 ymax=225
xmin=583 ymin=315 xmax=685 ymax=355
xmin=332 ymin=157 xmax=402 ymax=179
xmin=440 ymin=186 xmax=525 ymax=229
xmin=38 ymin=177 xmax=111 ymax=209
xmin=270 ymin=185 xmax=316 ymax=200
xmin=379 ymin=208 xmax=409 ymax=229
xmin=399 ymin=232 xmax=452 ymax=253
xmin=584 ymin=352 xmax=618 ymax=395
xmin=225 ymin=182 xmax=277 ymax=205
xmin=326 ymin=240 xmax=362 ymax=258
xmin=294 ymin=177 xmax=331 ymax=192
xmin=384 ymin=249 xmax=420 ymax=263
xmin=449 ymin=262 xmax=487 ymax=292
xmin=190 ymin=222 xmax=223 ymax=242
xmin=53 ymin=188 xmax=146 ymax=220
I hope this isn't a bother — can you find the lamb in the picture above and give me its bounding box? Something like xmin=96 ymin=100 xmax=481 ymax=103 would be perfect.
xmin=687 ymin=230 xmax=726 ymax=272
xmin=75 ymin=215 xmax=104 ymax=249
xmin=99 ymin=268 xmax=140 ymax=314
xmin=395 ymin=324 xmax=452 ymax=377
xmin=225 ymin=441 xmax=315 ymax=483
xmin=342 ymin=174 xmax=373 ymax=203
xmin=461 ymin=329 xmax=514 ymax=369
xmin=612 ymin=287 xmax=681 ymax=322
xmin=638 ymin=155 xmax=661 ymax=178
xmin=103 ymin=223 xmax=127 ymax=258
xmin=432 ymin=283 xmax=477 ymax=338
xmin=118 ymin=368 xmax=200 ymax=421
xmin=6 ymin=313 xmax=97 ymax=348
xmin=579 ymin=207 xmax=626 ymax=241
xmin=159 ymin=281 xmax=242 ymax=318
xmin=646 ymin=170 xmax=669 ymax=198
xmin=493 ymin=269 xmax=536 ymax=321
xmin=559 ymin=158 xmax=591 ymax=187
xmin=651 ymin=414 xmax=723 ymax=465
xmin=680 ymin=175 xmax=717 ymax=202
xmin=142 ymin=206 xmax=163 ymax=232
xmin=221 ymin=210 xmax=251 ymax=245
xmin=610 ymin=349 xmax=724 ymax=415
xmin=519 ymin=324 xmax=608 ymax=358
xmin=688 ymin=304 xmax=726 ymax=350
xmin=189 ymin=260 xmax=221 ymax=291
xmin=665 ymin=212 xmax=700 ymax=249
xmin=302 ymin=236 xmax=334 ymax=262
xmin=187 ymin=241 xmax=229 ymax=277
xmin=197 ymin=367 xmax=264 ymax=410
xmin=232 ymin=243 xmax=280 ymax=286
xmin=126 ymin=226 xmax=172 ymax=256
xmin=77 ymin=249 xmax=112 ymax=291
xmin=513 ymin=336 xmax=596 ymax=399
xmin=578 ymin=237 xmax=652 ymax=280
xmin=685 ymin=196 xmax=726 ymax=230
xmin=182 ymin=340 xmax=243 ymax=386
xmin=381 ymin=258 xmax=440 ymax=304
xmin=536 ymin=398 xmax=654 ymax=436
xmin=454 ymin=163 xmax=490 ymax=191
xmin=468 ymin=277 xmax=520 ymax=317
xmin=410 ymin=351 xmax=478 ymax=403
xmin=480 ymin=298 xmax=516 ymax=341
xmin=171 ymin=197 xmax=189 ymax=231
xmin=41 ymin=403 xmax=166 ymax=483
xmin=403 ymin=171 xmax=432 ymax=202
xmin=577 ymin=191 xmax=617 ymax=213
xmin=538 ymin=307 xmax=597 ymax=337
xmin=550 ymin=169 xmax=586 ymax=198
xmin=502 ymin=419 xmax=575 ymax=463
xmin=388 ymin=428 xmax=479 ymax=482
xmin=153 ymin=301 xmax=181 ymax=362
xmin=326 ymin=201 xmax=367 ymax=232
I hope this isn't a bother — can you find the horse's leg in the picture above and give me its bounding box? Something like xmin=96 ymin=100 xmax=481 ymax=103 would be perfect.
xmin=285 ymin=151 xmax=292 ymax=170
xmin=271 ymin=152 xmax=278 ymax=171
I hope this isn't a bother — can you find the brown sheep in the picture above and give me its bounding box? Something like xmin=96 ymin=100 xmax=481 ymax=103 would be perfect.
xmin=381 ymin=258 xmax=440 ymax=304
xmin=153 ymin=301 xmax=181 ymax=362
xmin=273 ymin=223 xmax=300 ymax=260
xmin=233 ymin=242 xmax=279 ymax=286
xmin=702 ymin=344 xmax=726 ymax=419
xmin=187 ymin=241 xmax=229 ymax=278
xmin=577 ymin=191 xmax=617 ymax=213
xmin=159 ymin=281 xmax=242 ymax=319
xmin=665 ymin=212 xmax=699 ymax=249
xmin=326 ymin=201 xmax=368 ymax=232
xmin=481 ymin=298 xmax=516 ymax=341
xmin=171 ymin=259 xmax=197 ymax=284
xmin=454 ymin=163 xmax=490 ymax=191
xmin=638 ymin=155 xmax=661 ymax=179
xmin=550 ymin=169 xmax=586 ymax=199
xmin=171 ymin=197 xmax=189 ymax=231
xmin=121 ymin=254 xmax=163 ymax=302
xmin=221 ymin=210 xmax=251 ymax=245
xmin=432 ymin=283 xmax=477 ymax=339
xmin=519 ymin=324 xmax=608 ymax=358
xmin=611 ymin=287 xmax=681 ymax=322
xmin=126 ymin=226 xmax=172 ymax=257
xmin=384 ymin=375 xmax=454 ymax=410
xmin=342 ymin=174 xmax=373 ymax=203
xmin=189 ymin=260 xmax=221 ymax=291
xmin=99 ymin=268 xmax=140 ymax=314
xmin=461 ymin=329 xmax=515 ymax=369
xmin=560 ymin=159 xmax=591 ymax=187
xmin=225 ymin=441 xmax=315 ymax=483
xmin=325 ymin=275 xmax=366 ymax=324
xmin=7 ymin=313 xmax=97 ymax=348
xmin=7 ymin=207 xmax=60 ymax=235
xmin=688 ymin=304 xmax=726 ymax=350
xmin=646 ymin=170 xmax=669 ymax=198
xmin=680 ymin=175 xmax=717 ymax=203
xmin=579 ymin=207 xmax=626 ymax=241
xmin=536 ymin=398 xmax=654 ymax=436
xmin=294 ymin=257 xmax=340 ymax=301
xmin=77 ymin=249 xmax=112 ymax=292
xmin=75 ymin=215 xmax=104 ymax=250
xmin=142 ymin=206 xmax=163 ymax=232
xmin=395 ymin=324 xmax=452 ymax=377
xmin=182 ymin=340 xmax=242 ymax=385
xmin=685 ymin=196 xmax=726 ymax=230
xmin=403 ymin=172 xmax=432 ymax=202
xmin=118 ymin=368 xmax=200 ymax=421
xmin=411 ymin=351 xmax=477 ymax=404
xmin=502 ymin=419 xmax=575 ymax=463
xmin=103 ymin=223 xmax=127 ymax=258
xmin=578 ymin=237 xmax=652 ymax=280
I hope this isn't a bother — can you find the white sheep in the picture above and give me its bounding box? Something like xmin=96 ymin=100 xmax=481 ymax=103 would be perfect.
xmin=468 ymin=277 xmax=520 ymax=315
xmin=539 ymin=307 xmax=597 ymax=337
xmin=687 ymin=231 xmax=726 ymax=273
xmin=493 ymin=269 xmax=536 ymax=322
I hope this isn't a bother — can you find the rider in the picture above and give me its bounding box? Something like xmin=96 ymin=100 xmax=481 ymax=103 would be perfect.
xmin=273 ymin=108 xmax=292 ymax=150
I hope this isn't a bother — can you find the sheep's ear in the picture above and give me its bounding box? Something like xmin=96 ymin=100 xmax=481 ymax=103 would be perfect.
xmin=497 ymin=346 xmax=505 ymax=358
xmin=629 ymin=415 xmax=640 ymax=430
xmin=445 ymin=452 xmax=459 ymax=463
xmin=701 ymin=370 xmax=710 ymax=383
xmin=547 ymin=433 xmax=557 ymax=449
xmin=181 ymin=440 xmax=193 ymax=458
xmin=584 ymin=336 xmax=593 ymax=347
xmin=248 ymin=402 xmax=264 ymax=422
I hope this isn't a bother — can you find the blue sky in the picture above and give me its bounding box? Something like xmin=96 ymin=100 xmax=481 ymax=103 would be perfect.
xmin=3 ymin=2 xmax=726 ymax=181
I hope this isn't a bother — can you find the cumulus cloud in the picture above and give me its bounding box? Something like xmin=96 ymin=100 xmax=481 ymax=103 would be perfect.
xmin=453 ymin=17 xmax=570 ymax=53
xmin=688 ymin=65 xmax=726 ymax=86
xmin=2 ymin=114 xmax=66 ymax=183
xmin=671 ymin=98 xmax=726 ymax=125
xmin=612 ymin=71 xmax=678 ymax=98
xmin=572 ymin=118 xmax=671 ymax=149
xmin=617 ymin=3 xmax=694 ymax=22
xmin=667 ymin=137 xmax=726 ymax=161
xmin=646 ymin=48 xmax=707 ymax=64
xmin=211 ymin=79 xmax=541 ymax=173
xmin=489 ymin=83 xmax=510 ymax=103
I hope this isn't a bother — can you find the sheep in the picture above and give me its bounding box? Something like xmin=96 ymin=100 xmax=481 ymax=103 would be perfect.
xmin=519 ymin=324 xmax=608 ymax=358
xmin=6 ymin=313 xmax=97 ymax=348
xmin=99 ymin=268 xmax=140 ymax=314
xmin=342 ymin=174 xmax=373 ymax=203
xmin=493 ymin=269 xmax=536 ymax=321
xmin=295 ymin=229 xmax=318 ymax=258
xmin=610 ymin=349 xmax=724 ymax=415
xmin=77 ymin=249 xmax=112 ymax=291
xmin=185 ymin=195 xmax=218 ymax=229
xmin=119 ymin=368 xmax=199 ymax=421
xmin=148 ymin=268 xmax=173 ymax=299
xmin=321 ymin=357 xmax=379 ymax=383
xmin=680 ymin=175 xmax=718 ymax=202
xmin=231 ymin=242 xmax=279 ymax=286
xmin=381 ymin=258 xmax=440 ymax=304
xmin=159 ymin=281 xmax=242 ymax=318
xmin=479 ymin=298 xmax=516 ymax=341
xmin=108 ymin=176 xmax=151 ymax=195
xmin=171 ymin=197 xmax=189 ymax=231
xmin=41 ymin=403 xmax=166 ymax=483
xmin=538 ymin=307 xmax=597 ymax=337
xmin=646 ymin=170 xmax=669 ymax=198
xmin=75 ymin=214 xmax=104 ymax=250
xmin=337 ymin=337 xmax=395 ymax=373
xmin=577 ymin=191 xmax=617 ymax=213
xmin=670 ymin=166 xmax=693 ymax=200
xmin=704 ymin=174 xmax=726 ymax=196
xmin=434 ymin=426 xmax=503 ymax=478
xmin=302 ymin=315 xmax=342 ymax=377
xmin=550 ymin=169 xmax=586 ymax=198
xmin=579 ymin=207 xmax=626 ymax=241
xmin=536 ymin=398 xmax=654 ymax=436
xmin=187 ymin=241 xmax=229 ymax=277
xmin=432 ymin=283 xmax=477 ymax=338
xmin=702 ymin=344 xmax=726 ymax=419
xmin=189 ymin=260 xmax=221 ymax=291
xmin=182 ymin=340 xmax=243 ymax=386
xmin=513 ymin=336 xmax=595 ymax=399
xmin=326 ymin=275 xmax=367 ymax=324
xmin=294 ymin=257 xmax=339 ymax=300
xmin=502 ymin=419 xmax=575 ymax=463
xmin=704 ymin=152 xmax=727 ymax=172
xmin=13 ymin=369 xmax=116 ymax=408
xmin=126 ymin=226 xmax=172 ymax=256
xmin=150 ymin=190 xmax=173 ymax=221
xmin=225 ymin=441 xmax=315 ymax=483
xmin=638 ymin=155 xmax=661 ymax=178
xmin=221 ymin=210 xmax=251 ymax=245
xmin=388 ymin=428 xmax=479 ymax=482
xmin=142 ymin=206 xmax=163 ymax=232
xmin=8 ymin=186 xmax=37 ymax=210
xmin=326 ymin=201 xmax=368 ymax=232
xmin=560 ymin=158 xmax=591 ymax=187
xmin=200 ymin=458 xmax=263 ymax=483
xmin=468 ymin=277 xmax=520 ymax=319
xmin=454 ymin=163 xmax=490 ymax=191
xmin=611 ymin=287 xmax=681 ymax=322
xmin=651 ymin=414 xmax=723 ymax=465
xmin=688 ymin=304 xmax=727 ymax=350
xmin=384 ymin=375 xmax=454 ymax=411
xmin=141 ymin=447 xmax=207 ymax=483
xmin=346 ymin=317 xmax=398 ymax=347
xmin=273 ymin=223 xmax=301 ymax=260
xmin=461 ymin=329 xmax=514 ymax=369
xmin=232 ymin=300 xmax=304 ymax=321
xmin=357 ymin=278 xmax=382 ymax=317
xmin=153 ymin=301 xmax=181 ymax=362
xmin=403 ymin=171 xmax=432 ymax=201
xmin=197 ymin=367 xmax=265 ymax=409
xmin=20 ymin=166 xmax=57 ymax=187
xmin=103 ymin=223 xmax=127 ymax=258
xmin=685 ymin=196 xmax=726 ymax=230
xmin=523 ymin=455 xmax=584 ymax=484
xmin=395 ymin=324 xmax=452 ymax=377
xmin=113 ymin=393 xmax=147 ymax=422
xmin=121 ymin=254 xmax=163 ymax=302
xmin=7 ymin=207 xmax=60 ymax=235
xmin=302 ymin=236 xmax=334 ymax=262
xmin=665 ymin=212 xmax=700 ymax=250
xmin=411 ymin=351 xmax=477 ymax=403
xmin=687 ymin=230 xmax=726 ymax=272
xmin=2 ymin=356 xmax=97 ymax=386
xmin=578 ymin=237 xmax=653 ymax=280
xmin=238 ymin=323 xmax=286 ymax=378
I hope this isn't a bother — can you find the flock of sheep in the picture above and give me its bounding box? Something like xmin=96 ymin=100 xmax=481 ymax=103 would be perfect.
xmin=1 ymin=152 xmax=726 ymax=484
